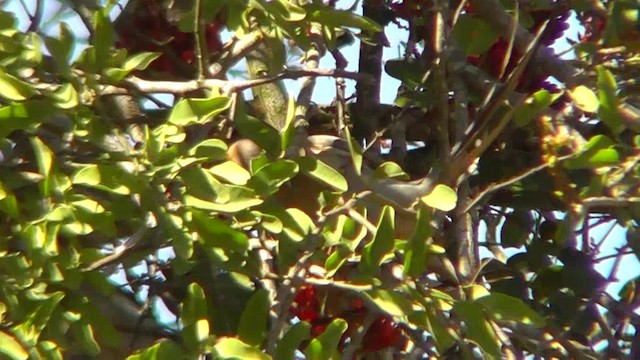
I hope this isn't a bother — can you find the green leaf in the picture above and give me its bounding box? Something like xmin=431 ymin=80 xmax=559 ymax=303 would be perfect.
xmin=50 ymin=83 xmax=79 ymax=109
xmin=168 ymin=96 xmax=232 ymax=126
xmin=453 ymin=15 xmax=500 ymax=55
xmin=0 ymin=100 xmax=57 ymax=137
xmin=165 ymin=213 xmax=194 ymax=259
xmin=104 ymin=52 xmax=162 ymax=81
xmin=281 ymin=94 xmax=297 ymax=152
xmin=247 ymin=160 xmax=298 ymax=196
xmin=476 ymin=293 xmax=545 ymax=327
xmin=384 ymin=59 xmax=424 ymax=88
xmin=453 ymin=301 xmax=500 ymax=358
xmin=235 ymin=114 xmax=281 ymax=157
xmin=304 ymin=339 xmax=323 ymax=360
xmin=192 ymin=212 xmax=249 ymax=253
xmin=408 ymin=309 xmax=456 ymax=353
xmin=183 ymin=283 xmax=208 ymax=326
xmin=249 ymin=211 xmax=282 ymax=233
xmin=564 ymin=135 xmax=620 ymax=169
xmin=44 ymin=22 xmax=75 ymax=70
xmin=184 ymin=192 xmax=263 ymax=213
xmin=125 ymin=340 xmax=186 ymax=360
xmin=324 ymin=245 xmax=350 ymax=278
xmin=93 ymin=9 xmax=114 ymax=71
xmin=0 ymin=331 xmax=28 ymax=360
xmin=237 ymin=289 xmax=270 ymax=346
xmin=268 ymin=0 xmax=307 ymax=21
xmin=344 ymin=127 xmax=363 ymax=175
xmin=296 ymin=157 xmax=348 ymax=192
xmin=420 ymin=184 xmax=457 ymax=211
xmin=374 ymin=162 xmax=410 ymax=180
xmin=29 ymin=136 xmax=54 ymax=181
xmin=597 ymin=66 xmax=625 ymax=134
xmin=0 ymin=11 xmax=17 ymax=31
xmin=514 ymin=89 xmax=562 ymax=127
xmin=276 ymin=321 xmax=310 ymax=360
xmin=500 ymin=210 xmax=533 ymax=248
xmin=404 ymin=205 xmax=433 ymax=277
xmin=123 ymin=52 xmax=161 ymax=72
xmin=21 ymin=32 xmax=43 ymax=64
xmin=181 ymin=166 xmax=229 ymax=203
xmin=0 ymin=71 xmax=36 ymax=101
xmin=75 ymin=322 xmax=101 ymax=356
xmin=72 ymin=164 xmax=133 ymax=195
xmin=214 ymin=337 xmax=271 ymax=360
xmin=280 ymin=208 xmax=315 ymax=242
xmin=18 ymin=291 xmax=64 ymax=336
xmin=189 ymin=138 xmax=228 ymax=160
xmin=366 ymin=289 xmax=413 ymax=319
xmin=209 ymin=161 xmax=252 ymax=185
xmin=359 ymin=206 xmax=395 ymax=275
xmin=306 ymin=7 xmax=382 ymax=32
xmin=568 ymin=85 xmax=599 ymax=113
xmin=312 ymin=318 xmax=348 ymax=360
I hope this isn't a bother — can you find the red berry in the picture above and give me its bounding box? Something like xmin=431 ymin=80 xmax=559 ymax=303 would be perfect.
xmin=290 ymin=286 xmax=320 ymax=322
xmin=361 ymin=316 xmax=403 ymax=352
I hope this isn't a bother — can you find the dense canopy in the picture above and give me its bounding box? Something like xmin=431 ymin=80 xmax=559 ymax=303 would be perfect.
xmin=0 ymin=0 xmax=639 ymax=359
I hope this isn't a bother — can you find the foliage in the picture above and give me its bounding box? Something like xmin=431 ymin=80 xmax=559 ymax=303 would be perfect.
xmin=0 ymin=0 xmax=639 ymax=359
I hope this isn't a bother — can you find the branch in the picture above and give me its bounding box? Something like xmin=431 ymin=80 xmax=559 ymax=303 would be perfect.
xmin=353 ymin=0 xmax=385 ymax=145
xmin=449 ymin=22 xmax=548 ymax=184
xmin=294 ymin=24 xmax=324 ymax=128
xmin=210 ymin=32 xmax=263 ymax=77
xmin=583 ymin=197 xmax=640 ymax=208
xmin=468 ymin=0 xmax=580 ymax=86
xmin=96 ymin=69 xmax=367 ymax=96
xmin=459 ymin=153 xmax=577 ymax=214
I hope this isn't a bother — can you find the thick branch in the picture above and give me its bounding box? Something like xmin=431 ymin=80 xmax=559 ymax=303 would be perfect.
xmin=96 ymin=69 xmax=367 ymax=96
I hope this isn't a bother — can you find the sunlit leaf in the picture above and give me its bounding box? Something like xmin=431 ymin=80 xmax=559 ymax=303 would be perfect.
xmin=0 ymin=71 xmax=36 ymax=101
xmin=366 ymin=289 xmax=413 ymax=319
xmin=214 ymin=338 xmax=271 ymax=360
xmin=477 ymin=293 xmax=545 ymax=327
xmin=453 ymin=301 xmax=501 ymax=358
xmin=208 ymin=160 xmax=251 ymax=185
xmin=180 ymin=166 xmax=229 ymax=203
xmin=296 ymin=157 xmax=348 ymax=192
xmin=420 ymin=184 xmax=457 ymax=211
xmin=0 ymin=331 xmax=28 ymax=360
xmin=565 ymin=135 xmax=620 ymax=169
xmin=374 ymin=161 xmax=410 ymax=180
xmin=168 ymin=97 xmax=231 ymax=126
xmin=312 ymin=318 xmax=348 ymax=360
xmin=568 ymin=85 xmax=599 ymax=113
xmin=306 ymin=6 xmax=381 ymax=32
xmin=189 ymin=138 xmax=228 ymax=160
xmin=50 ymin=83 xmax=79 ymax=109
